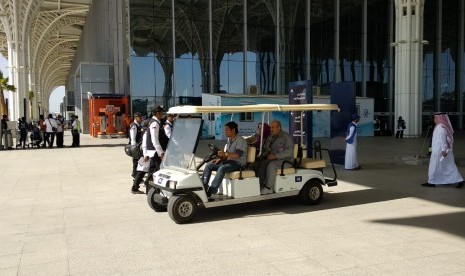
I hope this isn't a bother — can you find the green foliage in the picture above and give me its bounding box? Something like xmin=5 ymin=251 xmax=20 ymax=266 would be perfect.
xmin=29 ymin=90 xmax=34 ymax=101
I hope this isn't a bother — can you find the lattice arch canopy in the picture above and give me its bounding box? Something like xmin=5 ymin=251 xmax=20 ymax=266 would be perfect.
xmin=0 ymin=0 xmax=90 ymax=118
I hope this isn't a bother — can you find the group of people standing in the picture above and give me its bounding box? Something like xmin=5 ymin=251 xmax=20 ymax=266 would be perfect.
xmin=36 ymin=114 xmax=81 ymax=148
xmin=1 ymin=113 xmax=81 ymax=149
xmin=128 ymin=106 xmax=174 ymax=194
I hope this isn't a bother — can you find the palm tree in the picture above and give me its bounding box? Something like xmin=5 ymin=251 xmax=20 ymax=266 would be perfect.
xmin=28 ymin=90 xmax=34 ymax=120
xmin=0 ymin=70 xmax=16 ymax=117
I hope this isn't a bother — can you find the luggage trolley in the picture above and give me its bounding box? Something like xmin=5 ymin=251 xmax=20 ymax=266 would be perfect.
xmin=29 ymin=126 xmax=42 ymax=148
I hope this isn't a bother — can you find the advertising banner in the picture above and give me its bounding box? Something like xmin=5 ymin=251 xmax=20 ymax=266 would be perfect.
xmin=356 ymin=98 xmax=374 ymax=137
xmin=288 ymin=80 xmax=312 ymax=157
xmin=201 ymin=94 xmax=289 ymax=140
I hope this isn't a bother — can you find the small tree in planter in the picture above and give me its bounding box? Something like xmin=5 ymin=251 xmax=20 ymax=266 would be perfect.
xmin=0 ymin=70 xmax=17 ymax=117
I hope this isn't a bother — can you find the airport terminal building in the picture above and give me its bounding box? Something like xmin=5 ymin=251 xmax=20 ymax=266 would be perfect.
xmin=0 ymin=0 xmax=464 ymax=136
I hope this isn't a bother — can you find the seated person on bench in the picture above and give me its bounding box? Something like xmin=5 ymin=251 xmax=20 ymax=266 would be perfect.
xmin=255 ymin=120 xmax=293 ymax=195
xmin=245 ymin=122 xmax=271 ymax=149
xmin=203 ymin=121 xmax=248 ymax=197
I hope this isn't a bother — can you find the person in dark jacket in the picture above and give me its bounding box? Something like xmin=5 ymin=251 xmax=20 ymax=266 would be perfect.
xmin=129 ymin=112 xmax=143 ymax=179
xmin=395 ymin=116 xmax=406 ymax=138
xmin=18 ymin=117 xmax=28 ymax=149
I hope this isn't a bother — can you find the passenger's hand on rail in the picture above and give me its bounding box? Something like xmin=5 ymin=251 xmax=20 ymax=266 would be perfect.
xmin=267 ymin=153 xmax=277 ymax=160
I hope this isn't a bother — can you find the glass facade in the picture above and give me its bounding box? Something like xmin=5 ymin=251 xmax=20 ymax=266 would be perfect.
xmin=129 ymin=0 xmax=465 ymax=130
xmin=366 ymin=0 xmax=391 ymax=114
xmin=73 ymin=63 xmax=113 ymax=110
xmin=422 ymin=0 xmax=463 ymax=129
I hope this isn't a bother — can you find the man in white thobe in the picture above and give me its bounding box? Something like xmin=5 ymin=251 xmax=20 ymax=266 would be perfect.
xmin=345 ymin=114 xmax=360 ymax=170
xmin=423 ymin=113 xmax=464 ymax=188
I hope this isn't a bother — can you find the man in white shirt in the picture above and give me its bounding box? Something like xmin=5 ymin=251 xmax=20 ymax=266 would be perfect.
xmin=164 ymin=114 xmax=174 ymax=138
xmin=43 ymin=114 xmax=58 ymax=148
xmin=132 ymin=106 xmax=166 ymax=194
xmin=71 ymin=115 xmax=81 ymax=147
xmin=145 ymin=106 xmax=166 ymax=170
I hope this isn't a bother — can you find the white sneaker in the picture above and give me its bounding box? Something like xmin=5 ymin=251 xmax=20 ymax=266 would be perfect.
xmin=260 ymin=187 xmax=273 ymax=195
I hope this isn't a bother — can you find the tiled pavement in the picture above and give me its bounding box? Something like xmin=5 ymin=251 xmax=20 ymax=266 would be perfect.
xmin=0 ymin=131 xmax=464 ymax=275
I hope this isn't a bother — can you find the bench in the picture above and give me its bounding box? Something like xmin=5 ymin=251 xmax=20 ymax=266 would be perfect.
xmin=293 ymin=142 xmax=327 ymax=170
xmin=223 ymin=146 xmax=256 ymax=180
xmin=216 ymin=141 xmax=330 ymax=197
xmin=219 ymin=146 xmax=260 ymax=198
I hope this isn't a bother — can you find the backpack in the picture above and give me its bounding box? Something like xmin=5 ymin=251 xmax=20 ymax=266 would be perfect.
xmin=124 ymin=141 xmax=143 ymax=159
xmin=19 ymin=121 xmax=28 ymax=132
xmin=125 ymin=122 xmax=144 ymax=159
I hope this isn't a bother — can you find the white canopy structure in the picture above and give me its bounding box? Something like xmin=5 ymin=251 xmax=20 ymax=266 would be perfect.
xmin=168 ymin=104 xmax=340 ymax=114
xmin=0 ymin=0 xmax=90 ymax=119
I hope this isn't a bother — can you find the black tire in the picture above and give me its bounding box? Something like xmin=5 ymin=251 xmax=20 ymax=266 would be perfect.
xmin=147 ymin=187 xmax=167 ymax=212
xmin=299 ymin=179 xmax=323 ymax=205
xmin=168 ymin=195 xmax=198 ymax=224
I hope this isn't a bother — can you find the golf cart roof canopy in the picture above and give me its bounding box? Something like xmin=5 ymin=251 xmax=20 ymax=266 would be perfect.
xmin=168 ymin=104 xmax=340 ymax=114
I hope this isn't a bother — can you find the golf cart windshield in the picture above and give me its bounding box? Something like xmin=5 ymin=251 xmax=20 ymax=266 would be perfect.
xmin=161 ymin=117 xmax=203 ymax=171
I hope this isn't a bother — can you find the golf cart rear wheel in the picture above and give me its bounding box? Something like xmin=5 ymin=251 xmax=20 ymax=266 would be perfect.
xmin=168 ymin=195 xmax=198 ymax=224
xmin=147 ymin=187 xmax=167 ymax=212
xmin=299 ymin=179 xmax=323 ymax=205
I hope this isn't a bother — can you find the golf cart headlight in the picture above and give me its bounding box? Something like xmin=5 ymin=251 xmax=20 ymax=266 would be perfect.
xmin=167 ymin=180 xmax=177 ymax=189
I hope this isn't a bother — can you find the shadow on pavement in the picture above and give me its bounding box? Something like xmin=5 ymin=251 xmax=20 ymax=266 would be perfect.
xmin=66 ymin=143 xmax=127 ymax=148
xmin=371 ymin=211 xmax=465 ymax=238
xmin=195 ymin=188 xmax=405 ymax=223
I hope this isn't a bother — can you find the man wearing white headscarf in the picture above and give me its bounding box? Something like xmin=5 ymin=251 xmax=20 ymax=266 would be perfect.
xmin=422 ymin=113 xmax=464 ymax=188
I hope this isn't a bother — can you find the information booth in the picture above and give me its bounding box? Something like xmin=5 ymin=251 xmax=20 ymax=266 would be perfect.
xmin=88 ymin=94 xmax=129 ymax=138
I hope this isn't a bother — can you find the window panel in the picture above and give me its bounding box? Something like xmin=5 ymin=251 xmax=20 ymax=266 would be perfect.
xmin=310 ymin=0 xmax=335 ymax=86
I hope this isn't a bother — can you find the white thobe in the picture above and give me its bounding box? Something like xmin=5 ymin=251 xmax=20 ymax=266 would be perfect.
xmin=428 ymin=126 xmax=463 ymax=184
xmin=345 ymin=125 xmax=359 ymax=169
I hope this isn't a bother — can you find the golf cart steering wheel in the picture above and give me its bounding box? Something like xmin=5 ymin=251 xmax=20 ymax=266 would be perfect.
xmin=207 ymin=143 xmax=220 ymax=156
xmin=196 ymin=143 xmax=221 ymax=171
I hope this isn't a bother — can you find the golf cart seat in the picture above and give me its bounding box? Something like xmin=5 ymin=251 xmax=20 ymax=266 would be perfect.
xmin=278 ymin=167 xmax=296 ymax=174
xmin=293 ymin=143 xmax=326 ymax=170
xmin=220 ymin=146 xmax=260 ymax=198
xmin=300 ymin=158 xmax=326 ymax=169
xmin=224 ymin=146 xmax=256 ymax=180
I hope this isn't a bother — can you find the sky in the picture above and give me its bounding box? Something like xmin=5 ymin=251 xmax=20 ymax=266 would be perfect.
xmin=0 ymin=54 xmax=64 ymax=113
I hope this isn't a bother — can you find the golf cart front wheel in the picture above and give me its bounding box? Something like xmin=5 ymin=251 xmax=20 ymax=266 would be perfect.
xmin=168 ymin=195 xmax=198 ymax=224
xmin=147 ymin=187 xmax=167 ymax=212
xmin=299 ymin=179 xmax=323 ymax=205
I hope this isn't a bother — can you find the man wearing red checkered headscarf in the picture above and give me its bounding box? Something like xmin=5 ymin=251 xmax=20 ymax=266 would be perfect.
xmin=422 ymin=113 xmax=464 ymax=188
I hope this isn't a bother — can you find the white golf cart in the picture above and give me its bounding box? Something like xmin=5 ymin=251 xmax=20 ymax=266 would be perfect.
xmin=147 ymin=104 xmax=339 ymax=224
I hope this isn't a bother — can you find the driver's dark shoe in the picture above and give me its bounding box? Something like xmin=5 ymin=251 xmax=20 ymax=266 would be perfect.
xmin=206 ymin=188 xmax=216 ymax=201
xmin=456 ymin=181 xmax=465 ymax=188
xmin=131 ymin=189 xmax=144 ymax=194
xmin=421 ymin=183 xmax=436 ymax=187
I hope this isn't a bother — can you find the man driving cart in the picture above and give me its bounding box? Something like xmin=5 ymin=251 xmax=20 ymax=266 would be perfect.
xmin=203 ymin=121 xmax=247 ymax=199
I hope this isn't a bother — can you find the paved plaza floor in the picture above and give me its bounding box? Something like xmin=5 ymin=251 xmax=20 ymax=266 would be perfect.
xmin=0 ymin=131 xmax=464 ymax=275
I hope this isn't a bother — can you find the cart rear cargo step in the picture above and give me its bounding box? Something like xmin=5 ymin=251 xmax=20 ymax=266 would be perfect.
xmin=325 ymin=179 xmax=338 ymax=187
